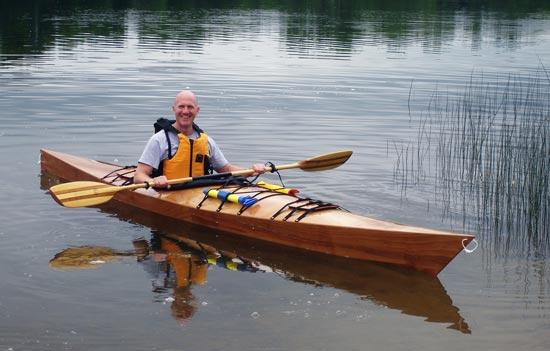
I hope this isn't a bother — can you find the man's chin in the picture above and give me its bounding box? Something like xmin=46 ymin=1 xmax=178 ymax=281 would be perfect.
xmin=176 ymin=117 xmax=192 ymax=123
xmin=176 ymin=121 xmax=193 ymax=132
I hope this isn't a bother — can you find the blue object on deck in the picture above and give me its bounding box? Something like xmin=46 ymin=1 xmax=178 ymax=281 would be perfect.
xmin=203 ymin=188 xmax=258 ymax=207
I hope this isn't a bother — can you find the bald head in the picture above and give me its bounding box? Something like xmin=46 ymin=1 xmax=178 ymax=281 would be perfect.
xmin=174 ymin=90 xmax=199 ymax=107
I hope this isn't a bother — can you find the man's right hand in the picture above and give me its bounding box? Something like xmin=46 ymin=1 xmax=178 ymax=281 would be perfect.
xmin=148 ymin=175 xmax=169 ymax=189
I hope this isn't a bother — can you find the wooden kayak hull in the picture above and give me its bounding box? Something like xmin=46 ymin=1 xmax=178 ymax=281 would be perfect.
xmin=40 ymin=149 xmax=475 ymax=276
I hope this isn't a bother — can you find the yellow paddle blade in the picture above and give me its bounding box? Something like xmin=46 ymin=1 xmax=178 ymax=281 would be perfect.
xmin=49 ymin=246 xmax=123 ymax=270
xmin=49 ymin=181 xmax=122 ymax=208
xmin=297 ymin=149 xmax=353 ymax=171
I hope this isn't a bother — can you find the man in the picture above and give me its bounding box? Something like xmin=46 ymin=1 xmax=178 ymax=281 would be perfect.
xmin=134 ymin=90 xmax=265 ymax=188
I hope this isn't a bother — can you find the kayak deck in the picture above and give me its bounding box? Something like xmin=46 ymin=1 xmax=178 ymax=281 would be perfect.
xmin=40 ymin=149 xmax=475 ymax=276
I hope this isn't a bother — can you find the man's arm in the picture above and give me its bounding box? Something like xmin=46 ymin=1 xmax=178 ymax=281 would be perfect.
xmin=208 ymin=137 xmax=265 ymax=175
xmin=216 ymin=162 xmax=266 ymax=175
xmin=134 ymin=162 xmax=169 ymax=188
xmin=216 ymin=163 xmax=241 ymax=173
xmin=135 ymin=133 xmax=171 ymax=188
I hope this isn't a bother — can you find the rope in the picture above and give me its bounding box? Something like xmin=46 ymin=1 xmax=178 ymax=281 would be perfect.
xmin=101 ymin=165 xmax=135 ymax=185
xmin=462 ymin=238 xmax=478 ymax=253
xmin=264 ymin=161 xmax=285 ymax=187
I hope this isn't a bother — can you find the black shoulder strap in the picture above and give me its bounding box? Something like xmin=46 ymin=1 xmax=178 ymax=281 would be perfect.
xmin=154 ymin=118 xmax=179 ymax=134
xmin=192 ymin=123 xmax=204 ymax=134
xmin=153 ymin=118 xmax=176 ymax=160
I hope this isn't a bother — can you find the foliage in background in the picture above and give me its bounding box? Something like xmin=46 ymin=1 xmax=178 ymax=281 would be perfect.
xmin=2 ymin=0 xmax=550 ymax=64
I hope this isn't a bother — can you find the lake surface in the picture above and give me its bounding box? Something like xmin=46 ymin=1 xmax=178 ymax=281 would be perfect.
xmin=1 ymin=1 xmax=549 ymax=350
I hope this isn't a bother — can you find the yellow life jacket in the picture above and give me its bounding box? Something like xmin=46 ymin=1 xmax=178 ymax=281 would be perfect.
xmin=163 ymin=131 xmax=209 ymax=179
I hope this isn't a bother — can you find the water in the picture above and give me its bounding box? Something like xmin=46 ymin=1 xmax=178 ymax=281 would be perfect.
xmin=1 ymin=1 xmax=549 ymax=350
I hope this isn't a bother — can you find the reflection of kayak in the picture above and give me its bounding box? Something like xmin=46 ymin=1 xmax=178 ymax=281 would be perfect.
xmin=40 ymin=149 xmax=474 ymax=276
xmin=162 ymin=230 xmax=472 ymax=334
xmin=47 ymin=222 xmax=471 ymax=333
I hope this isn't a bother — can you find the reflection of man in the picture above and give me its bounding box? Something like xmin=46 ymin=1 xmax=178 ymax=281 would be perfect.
xmin=133 ymin=236 xmax=208 ymax=325
xmin=132 ymin=234 xmax=267 ymax=325
xmin=161 ymin=239 xmax=208 ymax=324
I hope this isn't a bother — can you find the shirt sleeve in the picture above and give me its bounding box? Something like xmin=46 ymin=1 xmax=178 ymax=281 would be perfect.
xmin=208 ymin=136 xmax=229 ymax=171
xmin=138 ymin=133 xmax=164 ymax=169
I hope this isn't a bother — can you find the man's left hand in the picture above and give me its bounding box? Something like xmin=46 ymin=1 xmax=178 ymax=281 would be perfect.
xmin=252 ymin=163 xmax=267 ymax=176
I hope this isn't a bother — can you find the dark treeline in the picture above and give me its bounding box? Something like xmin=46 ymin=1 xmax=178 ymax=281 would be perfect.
xmin=1 ymin=0 xmax=549 ymax=63
xmin=3 ymin=0 xmax=549 ymax=13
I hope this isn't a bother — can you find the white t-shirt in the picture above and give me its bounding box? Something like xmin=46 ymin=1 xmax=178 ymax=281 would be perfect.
xmin=138 ymin=130 xmax=229 ymax=172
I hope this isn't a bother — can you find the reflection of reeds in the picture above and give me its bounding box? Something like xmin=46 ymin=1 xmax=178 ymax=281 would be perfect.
xmin=393 ymin=68 xmax=550 ymax=259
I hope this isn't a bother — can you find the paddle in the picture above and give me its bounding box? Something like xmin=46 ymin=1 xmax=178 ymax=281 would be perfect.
xmin=48 ymin=149 xmax=353 ymax=208
xmin=49 ymin=246 xmax=138 ymax=270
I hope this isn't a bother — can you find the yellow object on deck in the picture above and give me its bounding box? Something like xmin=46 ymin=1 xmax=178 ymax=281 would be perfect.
xmin=257 ymin=181 xmax=299 ymax=195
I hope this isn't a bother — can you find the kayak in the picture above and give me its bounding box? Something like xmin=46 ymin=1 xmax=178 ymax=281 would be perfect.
xmin=40 ymin=149 xmax=474 ymax=276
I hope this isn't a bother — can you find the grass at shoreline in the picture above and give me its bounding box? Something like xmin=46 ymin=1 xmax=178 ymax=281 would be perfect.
xmin=393 ymin=67 xmax=550 ymax=259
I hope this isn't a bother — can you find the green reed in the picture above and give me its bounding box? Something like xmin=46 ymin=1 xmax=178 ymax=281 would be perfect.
xmin=393 ymin=67 xmax=550 ymax=258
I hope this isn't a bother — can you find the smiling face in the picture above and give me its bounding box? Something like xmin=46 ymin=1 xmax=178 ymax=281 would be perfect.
xmin=172 ymin=91 xmax=200 ymax=135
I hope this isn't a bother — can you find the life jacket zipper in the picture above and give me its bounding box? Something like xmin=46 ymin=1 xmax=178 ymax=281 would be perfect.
xmin=189 ymin=139 xmax=194 ymax=176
